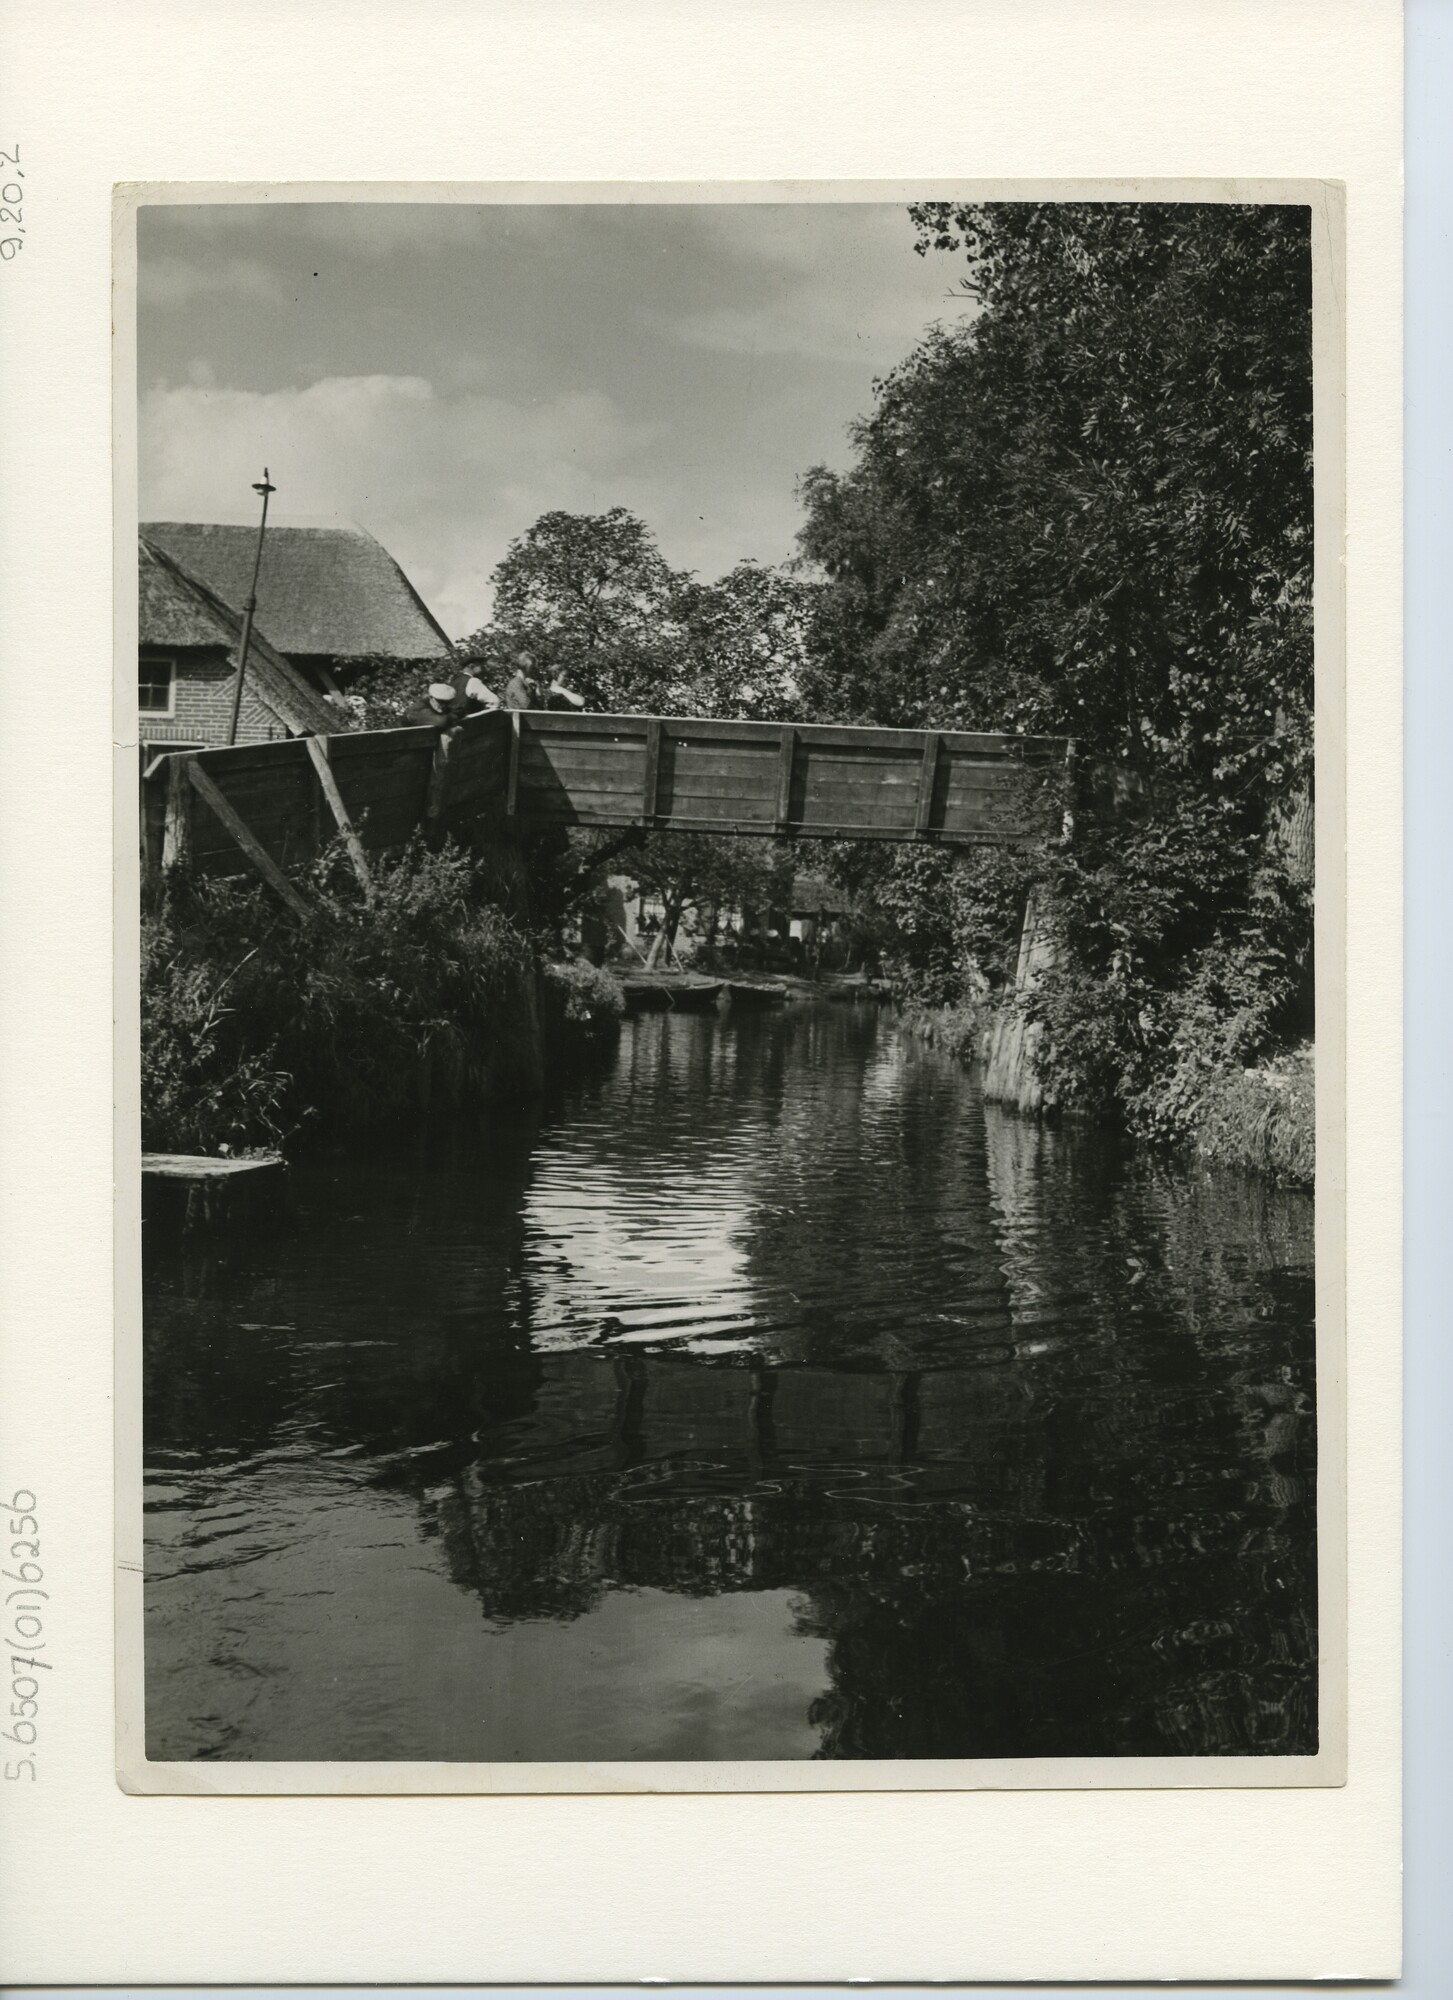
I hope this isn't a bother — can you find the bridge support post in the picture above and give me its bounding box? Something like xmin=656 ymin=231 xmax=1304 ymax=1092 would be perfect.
xmin=468 ymin=818 xmax=545 ymax=1096
xmin=981 ymin=882 xmax=1058 ymax=1116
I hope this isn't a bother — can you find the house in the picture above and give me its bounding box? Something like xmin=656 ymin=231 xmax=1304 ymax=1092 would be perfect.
xmin=787 ymin=872 xmax=854 ymax=946
xmin=138 ymin=533 xmax=343 ymax=751
xmin=140 ymin=521 xmax=454 ymax=693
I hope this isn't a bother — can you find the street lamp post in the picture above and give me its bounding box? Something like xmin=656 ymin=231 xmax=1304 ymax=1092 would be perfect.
xmin=226 ymin=469 xmax=277 ymax=747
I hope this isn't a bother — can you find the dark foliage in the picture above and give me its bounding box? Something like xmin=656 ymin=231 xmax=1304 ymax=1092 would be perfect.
xmin=798 ymin=202 xmax=1315 ymax=1132
xmin=142 ymin=836 xmax=538 ymax=1153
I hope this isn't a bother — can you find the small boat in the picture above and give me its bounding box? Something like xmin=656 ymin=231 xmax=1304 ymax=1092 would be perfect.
xmin=725 ymin=979 xmax=788 ymax=1007
xmin=620 ymin=973 xmax=726 ymax=1013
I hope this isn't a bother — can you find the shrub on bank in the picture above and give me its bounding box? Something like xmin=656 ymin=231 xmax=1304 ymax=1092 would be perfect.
xmin=141 ymin=924 xmax=293 ymax=1154
xmin=896 ymin=998 xmax=987 ymax=1064
xmin=1191 ymin=1046 xmax=1314 ymax=1186
xmin=540 ymin=959 xmax=626 ymax=1061
xmin=142 ymin=835 xmax=539 ymax=1154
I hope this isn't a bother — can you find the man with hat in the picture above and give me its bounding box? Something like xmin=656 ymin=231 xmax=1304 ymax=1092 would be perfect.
xmin=405 ymin=658 xmax=501 ymax=732
xmin=404 ymin=679 xmax=468 ymax=733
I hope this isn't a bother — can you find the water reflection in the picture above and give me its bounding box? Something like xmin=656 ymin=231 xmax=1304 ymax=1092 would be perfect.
xmin=144 ymin=1006 xmax=1316 ymax=1761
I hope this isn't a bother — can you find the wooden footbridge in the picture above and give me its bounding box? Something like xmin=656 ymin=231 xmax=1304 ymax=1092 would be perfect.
xmin=141 ymin=707 xmax=1067 ymax=904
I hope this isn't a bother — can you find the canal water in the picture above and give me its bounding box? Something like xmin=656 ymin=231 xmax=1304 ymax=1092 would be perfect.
xmin=143 ymin=1002 xmax=1317 ymax=1763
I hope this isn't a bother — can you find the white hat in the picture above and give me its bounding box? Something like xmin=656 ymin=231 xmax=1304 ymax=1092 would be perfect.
xmin=428 ymin=682 xmax=455 ymax=701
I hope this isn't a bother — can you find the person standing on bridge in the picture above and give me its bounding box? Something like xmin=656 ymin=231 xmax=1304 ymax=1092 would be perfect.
xmin=503 ymin=650 xmax=541 ymax=711
xmin=503 ymin=647 xmax=587 ymax=713
xmin=453 ymin=656 xmax=502 ymax=715
xmin=404 ymin=681 xmax=466 ymax=733
xmin=406 ymin=662 xmax=499 ymax=733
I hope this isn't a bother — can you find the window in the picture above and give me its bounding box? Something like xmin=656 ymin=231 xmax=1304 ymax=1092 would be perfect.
xmin=139 ymin=653 xmax=175 ymax=716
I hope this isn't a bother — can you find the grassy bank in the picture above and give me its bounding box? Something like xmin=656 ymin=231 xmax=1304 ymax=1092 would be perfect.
xmin=895 ymin=998 xmax=988 ymax=1064
xmin=897 ymin=995 xmax=1313 ymax=1190
xmin=142 ymin=835 xmax=541 ymax=1155
xmin=1190 ymin=1044 xmax=1315 ymax=1186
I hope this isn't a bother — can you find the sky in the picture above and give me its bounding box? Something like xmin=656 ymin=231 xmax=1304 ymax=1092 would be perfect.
xmin=136 ymin=201 xmax=973 ymax=639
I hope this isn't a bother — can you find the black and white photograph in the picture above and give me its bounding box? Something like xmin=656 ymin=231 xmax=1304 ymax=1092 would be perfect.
xmin=128 ymin=190 xmax=1330 ymax=1776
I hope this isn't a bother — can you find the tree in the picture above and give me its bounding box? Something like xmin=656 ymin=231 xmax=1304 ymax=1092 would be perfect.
xmin=798 ymin=203 xmax=1315 ymax=1121
xmin=667 ymin=562 xmax=817 ymax=721
xmin=625 ymin=832 xmax=789 ymax=966
xmin=463 ymin=509 xmax=819 ymax=723
xmin=802 ymin=203 xmax=1311 ymax=765
xmin=465 ymin=507 xmax=679 ymax=712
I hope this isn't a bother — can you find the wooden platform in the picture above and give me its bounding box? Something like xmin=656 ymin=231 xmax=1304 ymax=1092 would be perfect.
xmin=142 ymin=1152 xmax=289 ymax=1232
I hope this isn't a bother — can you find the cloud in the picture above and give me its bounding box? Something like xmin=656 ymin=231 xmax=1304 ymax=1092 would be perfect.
xmin=647 ymin=203 xmax=976 ymax=366
xmin=134 ymin=204 xmax=972 ymax=635
xmin=662 ymin=292 xmax=965 ymax=368
xmin=139 ymin=373 xmax=663 ymax=636
xmin=139 ymin=252 xmax=287 ymax=311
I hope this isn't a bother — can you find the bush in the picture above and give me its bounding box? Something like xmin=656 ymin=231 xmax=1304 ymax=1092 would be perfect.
xmin=330 ymin=653 xmax=466 ymax=731
xmin=540 ymin=959 xmax=626 ymax=1060
xmin=896 ymin=999 xmax=987 ymax=1063
xmin=1193 ymin=1046 xmax=1314 ymax=1186
xmin=142 ymin=835 xmax=539 ymax=1153
xmin=823 ymin=842 xmax=1031 ymax=1005
xmin=141 ymin=920 xmax=293 ymax=1154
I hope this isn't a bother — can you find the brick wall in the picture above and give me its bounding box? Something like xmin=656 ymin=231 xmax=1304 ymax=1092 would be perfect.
xmin=139 ymin=647 xmax=290 ymax=750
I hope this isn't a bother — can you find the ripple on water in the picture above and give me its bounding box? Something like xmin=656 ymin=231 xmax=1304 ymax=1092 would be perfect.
xmin=143 ymin=1005 xmax=1317 ymax=1762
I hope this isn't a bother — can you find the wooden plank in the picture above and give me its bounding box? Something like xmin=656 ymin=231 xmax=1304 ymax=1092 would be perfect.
xmin=315 ymin=723 xmax=444 ymax=759
xmin=187 ymin=762 xmax=312 ymax=918
xmin=306 ymin=736 xmax=372 ymax=890
xmin=803 ymin=738 xmax=924 ymax=760
xmin=775 ymin=727 xmax=797 ymax=830
xmin=914 ymin=733 xmax=941 ymax=835
xmin=523 ymin=717 xmax=649 ymax=745
xmin=642 ymin=718 xmax=662 ymax=821
xmin=512 ymin=803 xmax=1022 ymax=842
xmin=506 ymin=710 xmax=522 ymax=817
xmin=326 ymin=757 xmax=434 ymax=811
xmin=161 ymin=754 xmax=193 ymax=870
xmin=798 ymin=765 xmax=923 ymax=796
xmin=186 ymin=768 xmax=326 ymax=875
xmin=450 ymin=724 xmax=509 ymax=771
xmin=662 ymin=753 xmax=782 ymax=787
xmin=440 ymin=766 xmax=507 ymax=809
xmin=645 ymin=811 xmax=1021 ymax=843
xmin=185 ymin=767 xmax=315 ymax=879
xmin=517 ymin=782 xmax=667 ymax=813
xmin=513 ymin=711 xmax=653 ymax=740
xmin=939 ymin=757 xmax=1032 ymax=789
xmin=665 ymin=714 xmax=1066 ymax=755
xmin=517 ymin=744 xmax=648 ymax=782
xmin=520 ymin=728 xmax=648 ymax=759
xmin=325 ymin=731 xmax=437 ymax=769
xmin=185 ymin=738 xmax=313 ymax=780
xmin=140 ymin=766 xmax=168 ymax=879
xmin=424 ymin=737 xmax=451 ymax=824
xmin=660 ymin=793 xmax=776 ymax=821
xmin=657 ymin=774 xmax=784 ymax=805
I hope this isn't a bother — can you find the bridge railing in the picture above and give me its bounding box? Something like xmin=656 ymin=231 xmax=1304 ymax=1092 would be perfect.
xmin=140 ymin=708 xmax=1068 ymax=897
xmin=509 ymin=711 xmax=1066 ymax=844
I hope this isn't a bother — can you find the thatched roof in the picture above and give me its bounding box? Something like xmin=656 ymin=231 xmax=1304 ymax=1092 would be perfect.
xmin=138 ymin=535 xmax=343 ymax=738
xmin=139 ymin=533 xmax=227 ymax=648
xmin=141 ymin=521 xmax=454 ymax=662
